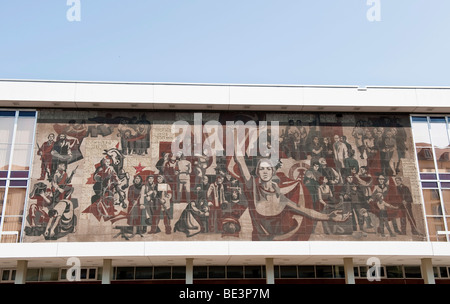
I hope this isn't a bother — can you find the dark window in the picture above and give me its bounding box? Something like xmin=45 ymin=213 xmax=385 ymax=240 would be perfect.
xmin=154 ymin=266 xmax=171 ymax=279
xmin=386 ymin=266 xmax=403 ymax=278
xmin=316 ymin=265 xmax=333 ymax=278
xmin=298 ymin=266 xmax=315 ymax=278
xmin=172 ymin=266 xmax=185 ymax=279
xmin=280 ymin=266 xmax=297 ymax=278
xmin=208 ymin=266 xmax=225 ymax=279
xmin=244 ymin=265 xmax=263 ymax=278
xmin=193 ymin=266 xmax=208 ymax=279
xmin=404 ymin=266 xmax=422 ymax=278
xmin=227 ymin=266 xmax=243 ymax=278
xmin=135 ymin=267 xmax=153 ymax=279
xmin=116 ymin=267 xmax=135 ymax=280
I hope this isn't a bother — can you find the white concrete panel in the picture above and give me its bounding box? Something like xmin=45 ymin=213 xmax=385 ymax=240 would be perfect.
xmin=229 ymin=85 xmax=303 ymax=106
xmin=415 ymin=89 xmax=450 ymax=110
xmin=144 ymin=241 xmax=230 ymax=257
xmin=0 ymin=81 xmax=77 ymax=102
xmin=227 ymin=241 xmax=310 ymax=256
xmin=153 ymin=84 xmax=229 ymax=105
xmin=303 ymin=87 xmax=361 ymax=107
xmin=308 ymin=241 xmax=434 ymax=257
xmin=74 ymin=83 xmax=154 ymax=103
xmin=56 ymin=241 xmax=146 ymax=258
xmin=363 ymin=88 xmax=418 ymax=111
xmin=431 ymin=242 xmax=450 ymax=257
xmin=0 ymin=243 xmax=59 ymax=258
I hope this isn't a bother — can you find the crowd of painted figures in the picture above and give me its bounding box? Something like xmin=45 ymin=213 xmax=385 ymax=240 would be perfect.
xmin=24 ymin=114 xmax=423 ymax=241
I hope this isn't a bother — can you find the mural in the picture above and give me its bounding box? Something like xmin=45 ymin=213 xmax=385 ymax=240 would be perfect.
xmin=23 ymin=110 xmax=426 ymax=242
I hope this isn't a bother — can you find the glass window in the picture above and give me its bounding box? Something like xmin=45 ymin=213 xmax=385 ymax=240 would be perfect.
xmin=227 ymin=266 xmax=243 ymax=279
xmin=135 ymin=267 xmax=153 ymax=280
xmin=97 ymin=267 xmax=102 ymax=281
xmin=0 ymin=144 xmax=11 ymax=172
xmin=153 ymin=266 xmax=171 ymax=279
xmin=11 ymin=144 xmax=32 ymax=171
xmin=430 ymin=118 xmax=450 ymax=173
xmin=439 ymin=267 xmax=448 ymax=278
xmin=88 ymin=268 xmax=96 ymax=279
xmin=4 ymin=188 xmax=25 ymax=216
xmin=208 ymin=266 xmax=225 ymax=279
xmin=193 ymin=266 xmax=207 ymax=279
xmin=116 ymin=267 xmax=135 ymax=280
xmin=171 ymin=266 xmax=185 ymax=279
xmin=316 ymin=265 xmax=333 ymax=278
xmin=386 ymin=266 xmax=403 ymax=278
xmin=0 ymin=188 xmax=4 ymax=217
xmin=26 ymin=268 xmax=40 ymax=282
xmin=420 ymin=173 xmax=437 ymax=180
xmin=441 ymin=189 xmax=450 ymax=215
xmin=412 ymin=117 xmax=435 ymax=173
xmin=40 ymin=268 xmax=59 ymax=281
xmin=0 ymin=112 xmax=16 ymax=144
xmin=15 ymin=114 xmax=36 ymax=144
xmin=353 ymin=267 xmax=360 ymax=277
xmin=333 ymin=265 xmax=345 ymax=278
xmin=244 ymin=265 xmax=263 ymax=278
xmin=274 ymin=265 xmax=280 ymax=278
xmin=279 ymin=266 xmax=297 ymax=278
xmin=0 ymin=110 xmax=36 ymax=243
xmin=404 ymin=266 xmax=422 ymax=278
xmin=422 ymin=189 xmax=442 ymax=216
xmin=298 ymin=266 xmax=315 ymax=278
xmin=427 ymin=217 xmax=447 ymax=242
xmin=1 ymin=270 xmax=10 ymax=281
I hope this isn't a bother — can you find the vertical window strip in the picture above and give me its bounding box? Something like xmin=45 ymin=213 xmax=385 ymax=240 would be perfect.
xmin=0 ymin=111 xmax=37 ymax=243
xmin=411 ymin=115 xmax=450 ymax=242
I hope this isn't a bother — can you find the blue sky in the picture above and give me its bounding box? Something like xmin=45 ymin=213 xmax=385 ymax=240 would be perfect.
xmin=0 ymin=1 xmax=449 ymax=86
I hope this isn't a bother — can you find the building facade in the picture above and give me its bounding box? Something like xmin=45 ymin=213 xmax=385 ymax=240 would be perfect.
xmin=1 ymin=80 xmax=450 ymax=284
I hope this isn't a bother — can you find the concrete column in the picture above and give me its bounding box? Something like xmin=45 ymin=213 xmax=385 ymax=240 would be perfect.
xmin=265 ymin=258 xmax=275 ymax=284
xmin=343 ymin=257 xmax=355 ymax=284
xmin=186 ymin=258 xmax=194 ymax=284
xmin=102 ymin=259 xmax=113 ymax=284
xmin=15 ymin=260 xmax=28 ymax=284
xmin=421 ymin=258 xmax=435 ymax=284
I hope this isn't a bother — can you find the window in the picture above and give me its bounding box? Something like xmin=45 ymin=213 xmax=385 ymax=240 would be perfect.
xmin=411 ymin=116 xmax=450 ymax=241
xmin=279 ymin=265 xmax=297 ymax=278
xmin=193 ymin=266 xmax=208 ymax=279
xmin=297 ymin=266 xmax=316 ymax=278
xmin=404 ymin=266 xmax=422 ymax=278
xmin=227 ymin=266 xmax=244 ymax=279
xmin=244 ymin=265 xmax=263 ymax=279
xmin=0 ymin=269 xmax=15 ymax=282
xmin=386 ymin=266 xmax=404 ymax=278
xmin=0 ymin=110 xmax=37 ymax=243
xmin=153 ymin=266 xmax=172 ymax=279
xmin=135 ymin=267 xmax=153 ymax=280
xmin=60 ymin=267 xmax=99 ymax=281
